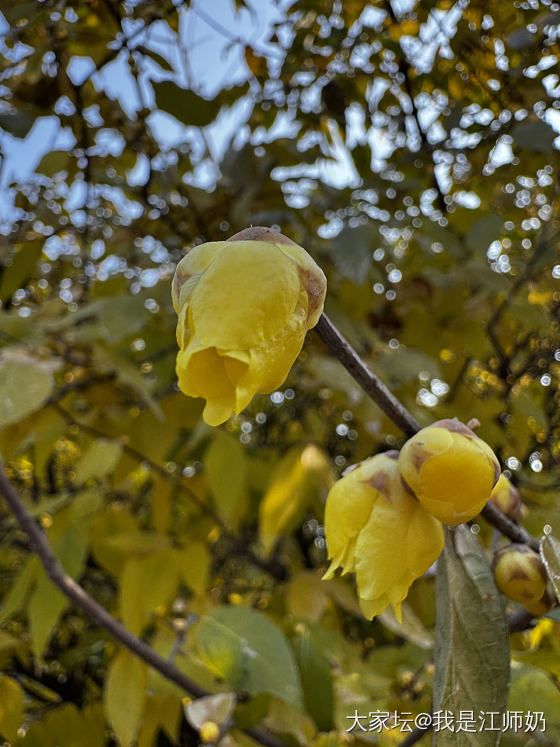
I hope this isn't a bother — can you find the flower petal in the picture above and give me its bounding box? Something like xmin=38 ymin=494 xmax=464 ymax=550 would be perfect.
xmin=190 ymin=241 xmax=303 ymax=349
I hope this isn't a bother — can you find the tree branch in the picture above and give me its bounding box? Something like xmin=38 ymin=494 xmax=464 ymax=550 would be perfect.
xmin=315 ymin=314 xmax=421 ymax=437
xmin=480 ymin=502 xmax=539 ymax=552
xmin=0 ymin=467 xmax=287 ymax=747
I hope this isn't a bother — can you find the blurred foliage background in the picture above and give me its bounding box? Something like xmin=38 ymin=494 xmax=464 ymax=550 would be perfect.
xmin=1 ymin=0 xmax=560 ymax=744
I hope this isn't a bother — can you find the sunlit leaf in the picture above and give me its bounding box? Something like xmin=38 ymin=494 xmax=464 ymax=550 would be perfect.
xmin=74 ymin=438 xmax=123 ymax=484
xmin=105 ymin=649 xmax=148 ymax=746
xmin=194 ymin=606 xmax=303 ymax=707
xmin=0 ymin=675 xmax=24 ymax=742
xmin=0 ymin=353 xmax=56 ymax=428
xmin=205 ymin=431 xmax=248 ymax=526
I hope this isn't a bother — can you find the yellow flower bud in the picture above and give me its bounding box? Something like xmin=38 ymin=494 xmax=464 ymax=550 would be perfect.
xmin=397 ymin=418 xmax=500 ymax=525
xmin=199 ymin=721 xmax=220 ymax=743
xmin=522 ymin=582 xmax=557 ymax=617
xmin=489 ymin=474 xmax=525 ymax=522
xmin=323 ymin=451 xmax=444 ymax=621
xmin=493 ymin=544 xmax=549 ymax=610
xmin=172 ymin=227 xmax=326 ymax=426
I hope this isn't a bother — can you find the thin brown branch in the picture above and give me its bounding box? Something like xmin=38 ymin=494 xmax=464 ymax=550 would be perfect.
xmin=315 ymin=314 xmax=421 ymax=437
xmin=0 ymin=466 xmax=287 ymax=747
xmin=480 ymin=502 xmax=539 ymax=552
xmin=45 ymin=373 xmax=117 ymax=407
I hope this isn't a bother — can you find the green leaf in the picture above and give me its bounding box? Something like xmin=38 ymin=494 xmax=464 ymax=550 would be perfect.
xmin=292 ymin=628 xmax=334 ymax=731
xmin=205 ymin=432 xmax=248 ymax=526
xmin=152 ymin=81 xmax=220 ymax=127
xmin=29 ymin=523 xmax=89 ymax=658
xmin=105 ymin=649 xmax=148 ymax=746
xmin=74 ymin=438 xmax=123 ymax=484
xmin=194 ymin=605 xmax=303 ymax=707
xmin=0 ymin=675 xmax=25 ymax=742
xmin=539 ymin=533 xmax=560 ymax=600
xmin=29 ymin=572 xmax=68 ymax=658
xmin=0 ymin=353 xmax=56 ymax=428
xmin=508 ymin=664 xmax=560 ymax=741
xmin=0 ymin=556 xmax=38 ymax=623
xmin=0 ymin=240 xmax=43 ymax=300
xmin=433 ymin=526 xmax=510 ymax=746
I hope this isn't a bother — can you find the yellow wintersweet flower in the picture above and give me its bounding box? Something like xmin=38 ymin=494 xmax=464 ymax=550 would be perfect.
xmin=323 ymin=452 xmax=444 ymax=621
xmin=493 ymin=543 xmax=556 ymax=616
xmin=171 ymin=227 xmax=326 ymax=426
xmin=398 ymin=418 xmax=500 ymax=525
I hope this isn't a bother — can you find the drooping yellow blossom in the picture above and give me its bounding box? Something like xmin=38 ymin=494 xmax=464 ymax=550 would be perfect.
xmin=398 ymin=418 xmax=500 ymax=525
xmin=493 ymin=543 xmax=556 ymax=616
xmin=171 ymin=227 xmax=326 ymax=426
xmin=323 ymin=452 xmax=444 ymax=621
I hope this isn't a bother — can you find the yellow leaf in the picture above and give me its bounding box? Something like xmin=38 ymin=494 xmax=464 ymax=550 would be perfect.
xmin=137 ymin=694 xmax=183 ymax=747
xmin=120 ymin=549 xmax=180 ymax=635
xmin=74 ymin=438 xmax=123 ymax=484
xmin=105 ymin=649 xmax=148 ymax=746
xmin=176 ymin=542 xmax=210 ymax=597
xmin=29 ymin=570 xmax=68 ymax=658
xmin=152 ymin=475 xmax=171 ymax=533
xmin=286 ymin=571 xmax=328 ymax=622
xmin=0 ymin=675 xmax=24 ymax=742
xmin=259 ymin=445 xmax=333 ymax=555
xmin=205 ymin=432 xmax=248 ymax=526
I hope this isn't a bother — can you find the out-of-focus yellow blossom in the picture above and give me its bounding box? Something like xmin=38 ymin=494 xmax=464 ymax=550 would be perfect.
xmin=398 ymin=418 xmax=500 ymax=525
xmin=493 ymin=543 xmax=556 ymax=616
xmin=171 ymin=227 xmax=326 ymax=426
xmin=489 ymin=473 xmax=525 ymax=522
xmin=199 ymin=721 xmax=220 ymax=743
xmin=323 ymin=452 xmax=444 ymax=621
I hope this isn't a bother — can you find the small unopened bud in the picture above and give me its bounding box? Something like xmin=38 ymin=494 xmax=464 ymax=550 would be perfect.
xmin=493 ymin=544 xmax=548 ymax=609
xmin=523 ymin=581 xmax=557 ymax=617
xmin=199 ymin=721 xmax=220 ymax=743
xmin=398 ymin=418 xmax=500 ymax=525
xmin=489 ymin=474 xmax=525 ymax=522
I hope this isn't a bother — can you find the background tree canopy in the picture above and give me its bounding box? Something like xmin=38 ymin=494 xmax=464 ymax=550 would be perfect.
xmin=1 ymin=0 xmax=560 ymax=745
